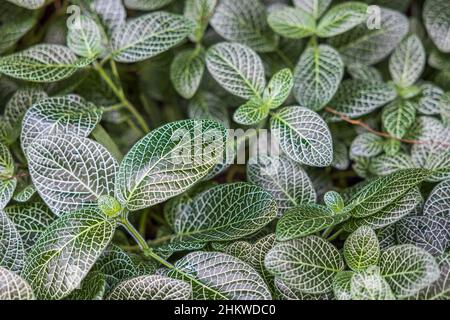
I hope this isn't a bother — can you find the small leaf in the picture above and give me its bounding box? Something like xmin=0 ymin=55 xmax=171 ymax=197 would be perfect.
xmin=271 ymin=106 xmax=333 ymax=167
xmin=324 ymin=191 xmax=344 ymax=213
xmin=293 ymin=0 xmax=332 ymax=19
xmin=233 ymin=97 xmax=268 ymax=126
xmin=350 ymin=266 xmax=395 ymax=300
xmin=382 ymin=99 xmax=417 ymax=139
xmin=184 ymin=0 xmax=217 ymax=43
xmin=423 ymin=179 xmax=450 ymax=218
xmin=0 ymin=266 xmax=34 ymax=300
xmin=317 ymin=2 xmax=368 ymax=38
xmin=0 ymin=211 xmax=25 ymax=272
xmin=423 ymin=0 xmax=450 ymax=53
xmin=275 ymin=278 xmax=333 ymax=300
xmin=170 ymin=48 xmax=205 ymax=99
xmin=67 ymin=15 xmax=106 ymax=59
xmin=268 ymin=7 xmax=316 ymax=39
xmin=350 ymin=133 xmax=384 ymax=158
xmin=344 ymin=226 xmax=380 ymax=271
xmin=263 ymin=68 xmax=293 ymax=109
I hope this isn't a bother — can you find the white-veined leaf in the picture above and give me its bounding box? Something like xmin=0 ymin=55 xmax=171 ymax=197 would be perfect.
xmin=0 ymin=143 xmax=14 ymax=179
xmin=293 ymin=0 xmax=332 ymax=19
xmin=0 ymin=179 xmax=16 ymax=210
xmin=248 ymin=234 xmax=276 ymax=289
xmin=27 ymin=134 xmax=118 ymax=216
xmin=107 ymin=275 xmax=191 ymax=300
xmin=115 ymin=119 xmax=226 ymax=211
xmin=417 ymin=83 xmax=444 ymax=115
xmin=233 ymin=97 xmax=268 ymax=125
xmin=210 ymin=0 xmax=277 ymax=52
xmin=440 ymin=92 xmax=450 ymax=125
xmin=377 ymin=225 xmax=397 ymax=250
xmin=324 ymin=191 xmax=345 ymax=213
xmin=13 ymin=184 xmax=37 ymax=203
xmin=423 ymin=0 xmax=450 ymax=53
xmin=424 ymin=179 xmax=450 ymax=218
xmin=344 ymin=226 xmax=380 ymax=271
xmin=332 ymin=140 xmax=350 ymax=170
xmin=188 ymin=92 xmax=230 ymax=128
xmin=369 ymin=152 xmax=414 ymax=176
xmin=389 ymin=35 xmax=425 ymax=88
xmin=0 ymin=266 xmax=34 ymax=300
xmin=413 ymin=253 xmax=450 ymax=300
xmin=379 ymin=245 xmax=440 ymax=298
xmin=270 ymin=106 xmax=333 ymax=167
xmin=267 ymin=7 xmax=316 ymax=39
xmin=170 ymin=251 xmax=272 ymax=300
xmin=5 ymin=0 xmax=45 ymax=9
xmin=206 ymin=42 xmax=266 ymax=99
xmin=111 ymin=12 xmax=195 ymax=63
xmin=333 ymin=271 xmax=353 ymax=300
xmin=124 ymin=0 xmax=173 ymax=11
xmin=4 ymin=87 xmax=47 ymax=130
xmin=350 ymin=133 xmax=384 ymax=158
xmin=184 ymin=0 xmax=217 ymax=43
xmin=21 ymin=95 xmax=103 ymax=154
xmin=170 ymin=48 xmax=205 ymax=99
xmin=91 ymin=0 xmax=126 ymax=32
xmin=263 ymin=68 xmax=293 ymax=109
xmin=67 ymin=15 xmax=106 ymax=59
xmin=350 ymin=266 xmax=395 ymax=300
xmin=347 ymin=62 xmax=382 ymax=82
xmin=0 ymin=44 xmax=90 ymax=83
xmin=265 ymin=236 xmax=344 ymax=294
xmin=65 ymin=269 xmax=106 ymax=300
xmin=293 ymin=44 xmax=344 ymax=111
xmin=275 ymin=278 xmax=333 ymax=300
xmin=382 ymin=99 xmax=417 ymax=139
xmin=0 ymin=211 xmax=25 ymax=272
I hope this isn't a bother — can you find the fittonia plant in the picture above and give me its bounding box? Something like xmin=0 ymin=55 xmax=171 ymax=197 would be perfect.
xmin=0 ymin=0 xmax=449 ymax=301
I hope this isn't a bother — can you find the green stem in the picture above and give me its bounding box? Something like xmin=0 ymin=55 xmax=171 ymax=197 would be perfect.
xmin=275 ymin=48 xmax=294 ymax=69
xmin=321 ymin=226 xmax=334 ymax=239
xmin=91 ymin=125 xmax=123 ymax=161
xmin=327 ymin=228 xmax=344 ymax=242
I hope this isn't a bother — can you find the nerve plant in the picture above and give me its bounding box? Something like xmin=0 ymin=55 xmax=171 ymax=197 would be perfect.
xmin=0 ymin=0 xmax=449 ymax=300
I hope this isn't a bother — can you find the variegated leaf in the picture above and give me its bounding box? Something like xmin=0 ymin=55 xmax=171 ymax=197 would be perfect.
xmin=413 ymin=253 xmax=450 ymax=300
xmin=382 ymin=99 xmax=417 ymax=139
xmin=423 ymin=0 xmax=450 ymax=53
xmin=184 ymin=0 xmax=217 ymax=43
xmin=293 ymin=0 xmax=332 ymax=19
xmin=66 ymin=269 xmax=106 ymax=300
xmin=350 ymin=266 xmax=395 ymax=300
xmin=170 ymin=48 xmax=205 ymax=99
xmin=369 ymin=153 xmax=414 ymax=176
xmin=424 ymin=179 xmax=450 ymax=218
xmin=5 ymin=0 xmax=45 ymax=9
xmin=124 ymin=0 xmax=173 ymax=11
xmin=0 ymin=211 xmax=25 ymax=272
xmin=263 ymin=68 xmax=293 ymax=109
xmin=344 ymin=226 xmax=380 ymax=271
xmin=188 ymin=92 xmax=230 ymax=128
xmin=333 ymin=271 xmax=353 ymax=300
xmin=0 ymin=267 xmax=34 ymax=300
xmin=267 ymin=7 xmax=316 ymax=39
xmin=67 ymin=15 xmax=106 ymax=59
xmin=91 ymin=0 xmax=126 ymax=32
xmin=350 ymin=133 xmax=384 ymax=158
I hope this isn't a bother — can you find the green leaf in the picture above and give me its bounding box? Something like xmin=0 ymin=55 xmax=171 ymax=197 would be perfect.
xmin=413 ymin=253 xmax=450 ymax=300
xmin=170 ymin=48 xmax=205 ymax=99
xmin=293 ymin=45 xmax=344 ymax=111
xmin=5 ymin=0 xmax=45 ymax=9
xmin=247 ymin=154 xmax=316 ymax=215
xmin=184 ymin=0 xmax=217 ymax=43
xmin=0 ymin=179 xmax=16 ymax=210
xmin=345 ymin=169 xmax=430 ymax=218
xmin=13 ymin=184 xmax=37 ymax=203
xmin=66 ymin=269 xmax=106 ymax=300
xmin=275 ymin=278 xmax=333 ymax=300
xmin=170 ymin=251 xmax=272 ymax=299
xmin=233 ymin=97 xmax=268 ymax=125
xmin=21 ymin=95 xmax=103 ymax=154
xmin=124 ymin=0 xmax=173 ymax=10
xmin=423 ymin=179 xmax=450 ymax=218
xmin=0 ymin=211 xmax=25 ymax=272
xmin=4 ymin=202 xmax=55 ymax=250
xmin=27 ymin=135 xmax=118 ymax=216
xmin=369 ymin=153 xmax=414 ymax=176
xmin=67 ymin=15 xmax=106 ymax=59
xmin=324 ymin=191 xmax=345 ymax=213
xmin=344 ymin=226 xmax=380 ymax=271
xmin=333 ymin=271 xmax=353 ymax=300
xmin=0 ymin=44 xmax=90 ymax=83
xmin=248 ymin=234 xmax=277 ymax=290
xmin=379 ymin=245 xmax=440 ymax=298
xmin=188 ymin=92 xmax=230 ymax=128
xmin=0 ymin=266 xmax=34 ymax=300
xmin=423 ymin=0 xmax=450 ymax=53
xmin=206 ymin=42 xmax=266 ymax=99
xmin=115 ymin=119 xmax=226 ymax=211
xmin=382 ymin=100 xmax=417 ymax=139
xmin=90 ymin=0 xmax=126 ymax=32
xmin=293 ymin=0 xmax=332 ymax=19
xmin=0 ymin=143 xmax=14 ymax=179
xmin=350 ymin=266 xmax=395 ymax=300
xmin=210 ymin=0 xmax=277 ymax=52
xmin=270 ymin=106 xmax=333 ymax=167
xmin=168 ymin=183 xmax=277 ymax=243
xmin=111 ymin=12 xmax=195 ymax=63
xmin=276 ymin=204 xmax=349 ymax=241
xmin=22 ymin=209 xmax=115 ymax=300
xmin=417 ymin=83 xmax=444 ymax=115
xmin=263 ymin=68 xmax=293 ymax=109
xmin=107 ymin=275 xmax=192 ymax=300
xmin=350 ymin=133 xmax=384 ymax=158
xmin=389 ymin=35 xmax=425 ymax=88
xmin=347 ymin=62 xmax=382 ymax=82
xmin=267 ymin=7 xmax=316 ymax=39
xmin=317 ymin=2 xmax=368 ymax=38
xmin=265 ymin=236 xmax=344 ymax=293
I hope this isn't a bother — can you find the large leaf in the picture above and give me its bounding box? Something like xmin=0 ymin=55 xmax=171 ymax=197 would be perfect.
xmin=5 ymin=0 xmax=45 ymax=9
xmin=27 ymin=135 xmax=118 ymax=216
xmin=423 ymin=179 xmax=450 ymax=218
xmin=210 ymin=0 xmax=277 ymax=52
xmin=170 ymin=48 xmax=205 ymax=99
xmin=267 ymin=7 xmax=316 ymax=39
xmin=0 ymin=211 xmax=25 ymax=272
xmin=21 ymin=95 xmax=103 ymax=154
xmin=265 ymin=236 xmax=344 ymax=294
xmin=167 ymin=183 xmax=277 ymax=242
xmin=414 ymin=253 xmax=450 ymax=300
xmin=0 ymin=267 xmax=34 ymax=300
xmin=389 ymin=35 xmax=425 ymax=88
xmin=270 ymin=106 xmax=333 ymax=167
xmin=22 ymin=209 xmax=115 ymax=300
xmin=115 ymin=119 xmax=226 ymax=211
xmin=247 ymin=154 xmax=316 ymax=215
xmin=293 ymin=45 xmax=344 ymax=111
xmin=350 ymin=266 xmax=395 ymax=300
xmin=344 ymin=226 xmax=380 ymax=271
xmin=0 ymin=44 xmax=90 ymax=82
xmin=382 ymin=100 xmax=417 ymax=139
xmin=111 ymin=12 xmax=195 ymax=63
xmin=107 ymin=275 xmax=191 ymax=300
xmin=293 ymin=0 xmax=332 ymax=19
xmin=423 ymin=0 xmax=450 ymax=53
xmin=206 ymin=42 xmax=266 ymax=99
xmin=379 ymin=245 xmax=440 ymax=298
xmin=184 ymin=0 xmax=217 ymax=43
xmin=67 ymin=15 xmax=106 ymax=59
xmin=170 ymin=251 xmax=272 ymax=300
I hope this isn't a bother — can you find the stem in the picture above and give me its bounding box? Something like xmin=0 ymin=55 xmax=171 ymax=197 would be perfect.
xmin=274 ymin=48 xmax=294 ymax=69
xmin=321 ymin=226 xmax=334 ymax=239
xmin=327 ymin=228 xmax=344 ymax=242
xmin=91 ymin=125 xmax=123 ymax=161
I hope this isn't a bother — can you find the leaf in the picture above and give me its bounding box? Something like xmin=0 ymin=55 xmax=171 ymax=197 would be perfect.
xmin=233 ymin=97 xmax=269 ymax=125
xmin=66 ymin=269 xmax=106 ymax=300
xmin=21 ymin=95 xmax=103 ymax=154
xmin=27 ymin=134 xmax=118 ymax=216
xmin=188 ymin=92 xmax=230 ymax=128
xmin=326 ymin=80 xmax=397 ymax=120
xmin=267 ymin=7 xmax=316 ymax=39
xmin=170 ymin=48 xmax=205 ymax=99
xmin=324 ymin=191 xmax=345 ymax=213
xmin=97 ymin=245 xmax=139 ymax=289
xmin=417 ymin=83 xmax=444 ymax=115
xmin=382 ymin=100 xmax=417 ymax=139
xmin=377 ymin=225 xmax=397 ymax=250
xmin=316 ymin=2 xmax=368 ymax=38
xmin=22 ymin=209 xmax=115 ymax=300
xmin=107 ymin=275 xmax=191 ymax=300
xmin=206 ymin=42 xmax=266 ymax=99
xmin=168 ymin=183 xmax=277 ymax=243
xmin=0 ymin=180 xmax=16 ymax=210
xmin=0 ymin=143 xmax=14 ymax=179
xmin=247 ymin=154 xmax=316 ymax=215
xmin=350 ymin=266 xmax=395 ymax=300
xmin=111 ymin=12 xmax=195 ymax=63
xmin=389 ymin=35 xmax=425 ymax=88
xmin=347 ymin=62 xmax=382 ymax=82
xmin=332 ymin=140 xmax=350 ymax=170
xmin=344 ymin=226 xmax=380 ymax=271
xmin=184 ymin=0 xmax=217 ymax=43
xmin=67 ymin=15 xmax=106 ymax=59
xmin=275 ymin=278 xmax=333 ymax=300
xmin=4 ymin=202 xmax=55 ymax=250
xmin=329 ymin=8 xmax=409 ymax=65
xmin=379 ymin=245 xmax=440 ymax=298
xmin=170 ymin=251 xmax=272 ymax=299
xmin=210 ymin=0 xmax=277 ymax=52
xmin=124 ymin=0 xmax=173 ymax=11
xmin=333 ymin=271 xmax=353 ymax=300
xmin=265 ymin=236 xmax=344 ymax=294
xmin=5 ymin=0 xmax=45 ymax=9
xmin=293 ymin=0 xmax=332 ymax=19
xmin=248 ymin=234 xmax=277 ymax=290
xmin=369 ymin=152 xmax=414 ymax=176
xmin=0 ymin=44 xmax=90 ymax=83
xmin=423 ymin=179 xmax=450 ymax=218
xmin=90 ymin=0 xmax=126 ymax=32
xmin=350 ymin=133 xmax=384 ymax=158
xmin=0 ymin=211 xmax=25 ymax=272
xmin=423 ymin=0 xmax=450 ymax=53
xmin=293 ymin=44 xmax=344 ymax=111
xmin=396 ymin=216 xmax=450 ymax=257
xmin=0 ymin=266 xmax=34 ymax=300
xmin=13 ymin=184 xmax=37 ymax=203
xmin=276 ymin=204 xmax=349 ymax=241
xmin=345 ymin=169 xmax=430 ymax=218
xmin=270 ymin=106 xmax=333 ymax=167
xmin=262 ymin=68 xmax=293 ymax=109
xmin=414 ymin=253 xmax=450 ymax=300
xmin=115 ymin=119 xmax=226 ymax=211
